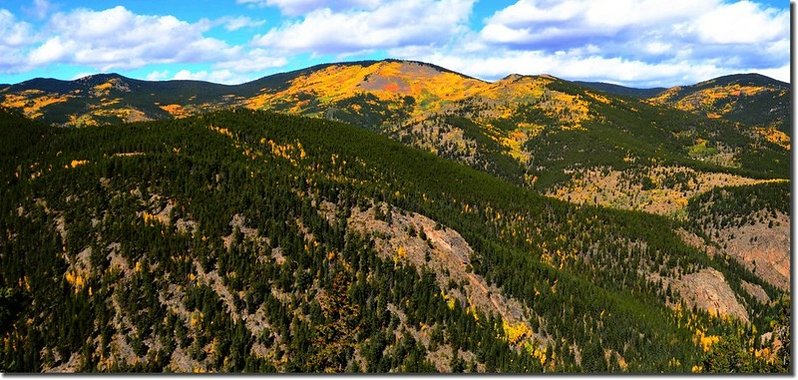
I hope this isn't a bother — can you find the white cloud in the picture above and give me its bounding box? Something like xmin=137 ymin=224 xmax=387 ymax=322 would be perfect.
xmin=0 ymin=9 xmax=33 ymax=47
xmin=252 ymin=0 xmax=474 ymax=55
xmin=693 ymin=1 xmax=788 ymax=44
xmin=399 ymin=45 xmax=791 ymax=88
xmin=395 ymin=0 xmax=789 ymax=86
xmin=0 ymin=10 xmax=31 ymax=72
xmin=31 ymin=0 xmax=53 ymax=19
xmin=407 ymin=50 xmax=723 ymax=87
xmin=0 ymin=0 xmax=789 ymax=88
xmin=171 ymin=69 xmax=248 ymax=84
xmin=478 ymin=0 xmax=788 ymax=57
xmin=643 ymin=41 xmax=671 ymax=55
xmin=71 ymin=72 xmax=94 ymax=80
xmin=28 ymin=36 xmax=74 ymax=65
xmin=237 ymin=0 xmax=381 ymax=16
xmin=30 ymin=6 xmax=242 ymax=71
xmin=482 ymin=0 xmax=716 ymax=46
xmin=752 ymin=63 xmax=790 ymax=83
xmin=215 ymin=49 xmax=287 ymax=73
xmin=222 ymin=16 xmax=266 ymax=31
xmin=4 ymin=6 xmax=291 ymax=81
xmin=145 ymin=70 xmax=171 ymax=81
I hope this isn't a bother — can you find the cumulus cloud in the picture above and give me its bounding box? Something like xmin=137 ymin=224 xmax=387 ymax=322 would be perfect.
xmin=0 ymin=9 xmax=35 ymax=72
xmin=237 ymin=0 xmax=381 ymax=16
xmin=0 ymin=0 xmax=789 ymax=87
xmin=26 ymin=6 xmax=242 ymax=71
xmin=171 ymin=68 xmax=258 ymax=84
xmin=0 ymin=9 xmax=33 ymax=47
xmin=215 ymin=49 xmax=287 ymax=73
xmin=692 ymin=1 xmax=787 ymax=44
xmin=476 ymin=0 xmax=788 ymax=66
xmin=221 ymin=16 xmax=266 ymax=31
xmin=145 ymin=70 xmax=171 ymax=81
xmin=405 ymin=50 xmax=719 ymax=87
xmin=26 ymin=0 xmax=54 ymax=19
xmin=252 ymin=0 xmax=474 ymax=55
xmin=394 ymin=0 xmax=789 ymax=86
xmin=399 ymin=48 xmax=788 ymax=88
xmin=141 ymin=49 xmax=287 ymax=84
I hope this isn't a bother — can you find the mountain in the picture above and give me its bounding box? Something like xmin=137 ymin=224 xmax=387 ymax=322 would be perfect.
xmin=0 ymin=62 xmax=790 ymax=247
xmin=217 ymin=61 xmax=790 ymax=219
xmin=0 ymin=73 xmax=241 ymax=125
xmin=573 ymin=81 xmax=666 ymax=98
xmin=0 ymin=108 xmax=789 ymax=373
xmin=648 ymin=74 xmax=791 ymax=144
xmin=4 ymin=60 xmax=789 ymax=181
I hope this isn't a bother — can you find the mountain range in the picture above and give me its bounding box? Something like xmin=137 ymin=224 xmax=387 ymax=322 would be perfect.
xmin=0 ymin=59 xmax=791 ymax=373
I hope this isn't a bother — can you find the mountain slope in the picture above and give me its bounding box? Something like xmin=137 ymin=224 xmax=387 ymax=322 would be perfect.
xmin=0 ymin=61 xmax=790 ymax=217
xmin=0 ymin=108 xmax=788 ymax=373
xmin=573 ymin=81 xmax=666 ymax=99
xmin=648 ymin=74 xmax=791 ymax=140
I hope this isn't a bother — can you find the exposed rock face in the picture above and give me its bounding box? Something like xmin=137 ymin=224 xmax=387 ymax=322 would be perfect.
xmin=671 ymin=268 xmax=749 ymax=324
xmin=741 ymin=280 xmax=771 ymax=304
xmin=717 ymin=211 xmax=790 ymax=291
xmin=346 ymin=203 xmax=546 ymax=344
xmin=675 ymin=228 xmax=719 ymax=257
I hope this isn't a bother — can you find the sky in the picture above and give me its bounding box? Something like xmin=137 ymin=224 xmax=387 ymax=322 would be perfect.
xmin=0 ymin=0 xmax=790 ymax=88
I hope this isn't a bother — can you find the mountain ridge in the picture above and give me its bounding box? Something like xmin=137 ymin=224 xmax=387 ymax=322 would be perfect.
xmin=0 ymin=59 xmax=789 ymax=196
xmin=3 ymin=62 xmax=785 ymax=91
xmin=0 ymin=57 xmax=791 ymax=373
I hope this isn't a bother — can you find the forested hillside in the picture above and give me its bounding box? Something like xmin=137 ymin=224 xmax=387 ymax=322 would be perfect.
xmin=0 ymin=61 xmax=789 ymax=219
xmin=0 ymin=108 xmax=789 ymax=373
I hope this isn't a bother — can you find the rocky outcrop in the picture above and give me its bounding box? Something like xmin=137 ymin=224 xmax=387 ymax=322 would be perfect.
xmin=671 ymin=268 xmax=749 ymax=323
xmin=675 ymin=228 xmax=719 ymax=257
xmin=741 ymin=280 xmax=771 ymax=304
xmin=717 ymin=211 xmax=790 ymax=291
xmin=347 ymin=203 xmax=547 ymax=345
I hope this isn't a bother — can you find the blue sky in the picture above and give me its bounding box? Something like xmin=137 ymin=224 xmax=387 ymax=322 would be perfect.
xmin=0 ymin=0 xmax=790 ymax=87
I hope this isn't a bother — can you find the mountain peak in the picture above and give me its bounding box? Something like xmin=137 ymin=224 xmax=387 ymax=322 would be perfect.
xmin=76 ymin=72 xmax=124 ymax=81
xmin=74 ymin=73 xmax=131 ymax=86
xmin=694 ymin=73 xmax=789 ymax=89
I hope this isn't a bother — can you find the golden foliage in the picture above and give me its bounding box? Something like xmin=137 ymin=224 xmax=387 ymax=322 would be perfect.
xmin=260 ymin=138 xmax=307 ymax=165
xmin=586 ymin=91 xmax=611 ymax=104
xmin=547 ymin=91 xmax=590 ymax=130
xmin=141 ymin=212 xmax=156 ymax=224
xmin=755 ymin=127 xmax=790 ymax=150
xmin=499 ymin=123 xmax=543 ymax=165
xmin=650 ymin=83 xmax=773 ymax=118
xmin=159 ymin=103 xmax=189 ymax=118
xmin=502 ymin=320 xmax=532 ymax=345
xmin=89 ymin=107 xmax=152 ymax=123
xmin=68 ymin=113 xmax=99 ymax=127
xmin=209 ymin=125 xmax=233 ymax=138
xmin=693 ymin=329 xmax=720 ymax=352
xmin=394 ymin=245 xmax=407 ymax=263
xmin=523 ymin=341 xmax=549 ymax=366
xmin=92 ymin=81 xmax=113 ymax=97
xmin=65 ymin=271 xmax=86 ymax=293
xmin=245 ymin=61 xmax=486 ymax=115
xmin=189 ymin=310 xmax=204 ymax=329
xmin=1 ymin=92 xmax=70 ymax=119
xmin=548 ymin=165 xmax=780 ymax=216
xmin=67 ymin=159 xmax=89 ymax=168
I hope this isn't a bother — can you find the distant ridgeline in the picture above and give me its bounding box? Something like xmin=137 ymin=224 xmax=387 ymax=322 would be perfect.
xmin=0 ymin=60 xmax=790 ymax=374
